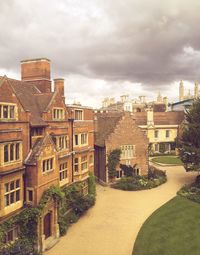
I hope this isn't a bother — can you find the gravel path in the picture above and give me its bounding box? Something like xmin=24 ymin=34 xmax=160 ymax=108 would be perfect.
xmin=45 ymin=166 xmax=196 ymax=255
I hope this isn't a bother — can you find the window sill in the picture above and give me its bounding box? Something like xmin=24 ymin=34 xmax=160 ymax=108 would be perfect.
xmin=42 ymin=169 xmax=54 ymax=175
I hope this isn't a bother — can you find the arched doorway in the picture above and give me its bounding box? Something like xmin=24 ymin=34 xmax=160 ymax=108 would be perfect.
xmin=43 ymin=212 xmax=52 ymax=239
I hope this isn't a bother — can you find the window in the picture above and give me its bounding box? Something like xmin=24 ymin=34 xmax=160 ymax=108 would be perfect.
xmin=59 ymin=162 xmax=68 ymax=181
xmin=3 ymin=142 xmax=21 ymax=164
xmin=0 ymin=103 xmax=17 ymax=120
xmin=53 ymin=108 xmax=64 ymax=120
xmin=81 ymin=156 xmax=88 ymax=171
xmin=89 ymin=155 xmax=93 ymax=165
xmin=27 ymin=190 xmax=33 ymax=202
xmin=74 ymin=157 xmax=79 ymax=172
xmin=166 ymin=130 xmax=170 ymax=138
xmin=4 ymin=179 xmax=20 ymax=207
xmin=4 ymin=226 xmax=19 ymax=244
xmin=116 ymin=170 xmax=123 ymax=178
xmin=121 ymin=145 xmax=135 ymax=159
xmin=74 ymin=110 xmax=83 ymax=120
xmin=55 ymin=135 xmax=68 ymax=150
xmin=81 ymin=133 xmax=88 ymax=145
xmin=42 ymin=158 xmax=53 ymax=173
xmin=74 ymin=134 xmax=79 ymax=146
xmin=154 ymin=130 xmax=159 ymax=138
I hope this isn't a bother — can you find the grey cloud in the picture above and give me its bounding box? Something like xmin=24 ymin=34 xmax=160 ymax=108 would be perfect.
xmin=0 ymin=0 xmax=200 ymax=94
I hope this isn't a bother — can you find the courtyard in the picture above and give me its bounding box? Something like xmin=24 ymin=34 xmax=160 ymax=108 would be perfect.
xmin=45 ymin=166 xmax=196 ymax=255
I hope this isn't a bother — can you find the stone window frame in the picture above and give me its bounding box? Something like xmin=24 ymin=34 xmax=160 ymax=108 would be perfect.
xmin=1 ymin=141 xmax=22 ymax=166
xmin=74 ymin=157 xmax=79 ymax=173
xmin=120 ymin=145 xmax=136 ymax=159
xmin=4 ymin=179 xmax=20 ymax=207
xmin=26 ymin=187 xmax=34 ymax=205
xmin=55 ymin=135 xmax=68 ymax=151
xmin=0 ymin=102 xmax=18 ymax=121
xmin=42 ymin=158 xmax=54 ymax=173
xmin=81 ymin=155 xmax=88 ymax=172
xmin=73 ymin=133 xmax=88 ymax=147
xmin=59 ymin=162 xmax=68 ymax=181
xmin=74 ymin=109 xmax=83 ymax=120
xmin=4 ymin=226 xmax=19 ymax=244
xmin=154 ymin=130 xmax=159 ymax=138
xmin=166 ymin=130 xmax=170 ymax=138
xmin=52 ymin=107 xmax=65 ymax=120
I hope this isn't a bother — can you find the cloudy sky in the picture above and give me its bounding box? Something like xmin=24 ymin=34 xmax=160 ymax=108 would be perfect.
xmin=0 ymin=0 xmax=200 ymax=107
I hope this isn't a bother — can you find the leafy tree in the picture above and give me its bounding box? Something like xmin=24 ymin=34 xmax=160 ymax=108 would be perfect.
xmin=179 ymin=99 xmax=200 ymax=173
xmin=107 ymin=149 xmax=121 ymax=179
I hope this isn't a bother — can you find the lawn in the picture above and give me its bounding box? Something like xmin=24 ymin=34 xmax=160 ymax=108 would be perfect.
xmin=151 ymin=156 xmax=182 ymax=165
xmin=133 ymin=196 xmax=200 ymax=255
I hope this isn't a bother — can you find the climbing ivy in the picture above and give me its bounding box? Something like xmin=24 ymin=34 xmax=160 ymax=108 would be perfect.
xmin=0 ymin=173 xmax=96 ymax=254
xmin=107 ymin=149 xmax=121 ymax=179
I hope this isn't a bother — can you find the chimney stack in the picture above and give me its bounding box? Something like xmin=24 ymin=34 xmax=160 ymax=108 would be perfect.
xmin=147 ymin=108 xmax=154 ymax=126
xmin=54 ymin=78 xmax=65 ymax=99
xmin=21 ymin=58 xmax=51 ymax=93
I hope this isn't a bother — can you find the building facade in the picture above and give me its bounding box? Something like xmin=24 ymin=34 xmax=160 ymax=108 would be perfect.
xmin=0 ymin=58 xmax=94 ymax=252
xmin=94 ymin=112 xmax=149 ymax=183
xmin=133 ymin=110 xmax=185 ymax=154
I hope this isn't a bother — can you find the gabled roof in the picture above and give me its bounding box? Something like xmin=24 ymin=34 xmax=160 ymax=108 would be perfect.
xmin=95 ymin=112 xmax=123 ymax=147
xmin=0 ymin=76 xmax=54 ymax=126
xmin=25 ymin=135 xmax=56 ymax=165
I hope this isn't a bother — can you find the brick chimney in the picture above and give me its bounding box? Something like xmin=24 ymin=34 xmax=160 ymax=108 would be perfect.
xmin=147 ymin=108 xmax=154 ymax=126
xmin=21 ymin=58 xmax=51 ymax=93
xmin=54 ymin=78 xmax=65 ymax=99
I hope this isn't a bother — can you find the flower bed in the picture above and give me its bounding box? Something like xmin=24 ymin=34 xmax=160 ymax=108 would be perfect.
xmin=178 ymin=177 xmax=200 ymax=203
xmin=111 ymin=166 xmax=167 ymax=191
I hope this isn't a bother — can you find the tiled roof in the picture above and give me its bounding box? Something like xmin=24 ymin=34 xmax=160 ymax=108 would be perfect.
xmin=132 ymin=111 xmax=185 ymax=125
xmin=94 ymin=112 xmax=123 ymax=146
xmin=1 ymin=76 xmax=54 ymax=126
xmin=25 ymin=138 xmax=43 ymax=165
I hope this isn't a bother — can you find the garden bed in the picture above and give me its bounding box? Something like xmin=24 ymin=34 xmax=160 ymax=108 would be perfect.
xmin=151 ymin=156 xmax=183 ymax=165
xmin=111 ymin=167 xmax=167 ymax=191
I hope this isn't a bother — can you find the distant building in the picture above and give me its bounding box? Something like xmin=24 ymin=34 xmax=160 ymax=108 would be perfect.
xmin=179 ymin=80 xmax=199 ymax=101
xmin=133 ymin=110 xmax=185 ymax=154
xmin=101 ymin=93 xmax=168 ymax=113
xmin=170 ymin=99 xmax=194 ymax=112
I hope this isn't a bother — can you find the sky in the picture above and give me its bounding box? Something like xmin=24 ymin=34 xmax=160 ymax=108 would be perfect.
xmin=0 ymin=0 xmax=200 ymax=107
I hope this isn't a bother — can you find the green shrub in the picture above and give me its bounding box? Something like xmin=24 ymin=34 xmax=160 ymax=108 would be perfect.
xmin=111 ymin=168 xmax=167 ymax=191
xmin=178 ymin=182 xmax=200 ymax=203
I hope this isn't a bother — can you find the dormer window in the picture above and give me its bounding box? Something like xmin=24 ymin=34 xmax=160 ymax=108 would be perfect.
xmin=53 ymin=108 xmax=64 ymax=120
xmin=0 ymin=103 xmax=17 ymax=120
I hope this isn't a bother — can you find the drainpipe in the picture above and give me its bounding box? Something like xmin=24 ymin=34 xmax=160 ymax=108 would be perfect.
xmin=69 ymin=118 xmax=74 ymax=182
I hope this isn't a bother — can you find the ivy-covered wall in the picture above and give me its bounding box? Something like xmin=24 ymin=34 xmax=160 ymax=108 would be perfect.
xmin=0 ymin=173 xmax=96 ymax=255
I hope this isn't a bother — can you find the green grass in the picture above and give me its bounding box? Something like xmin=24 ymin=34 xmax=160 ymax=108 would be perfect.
xmin=133 ymin=196 xmax=200 ymax=255
xmin=151 ymin=156 xmax=182 ymax=165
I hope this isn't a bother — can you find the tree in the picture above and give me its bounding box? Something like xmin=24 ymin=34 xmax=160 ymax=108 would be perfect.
xmin=179 ymin=99 xmax=200 ymax=173
xmin=107 ymin=149 xmax=121 ymax=179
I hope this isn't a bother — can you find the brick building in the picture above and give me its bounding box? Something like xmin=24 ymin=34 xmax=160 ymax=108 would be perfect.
xmin=94 ymin=112 xmax=149 ymax=183
xmin=0 ymin=58 xmax=94 ymax=252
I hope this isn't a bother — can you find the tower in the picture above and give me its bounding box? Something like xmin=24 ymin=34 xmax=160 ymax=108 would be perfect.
xmin=194 ymin=81 xmax=199 ymax=98
xmin=179 ymin=80 xmax=184 ymax=101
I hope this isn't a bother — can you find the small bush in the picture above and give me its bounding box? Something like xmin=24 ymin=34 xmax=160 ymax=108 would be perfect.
xmin=178 ymin=182 xmax=200 ymax=204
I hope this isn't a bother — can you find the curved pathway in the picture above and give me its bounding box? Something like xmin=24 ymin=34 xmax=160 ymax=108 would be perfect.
xmin=45 ymin=166 xmax=196 ymax=255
